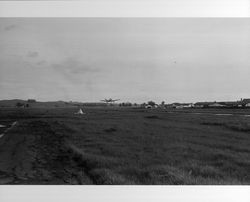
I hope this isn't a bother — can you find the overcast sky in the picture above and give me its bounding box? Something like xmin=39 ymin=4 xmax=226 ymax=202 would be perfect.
xmin=0 ymin=18 xmax=249 ymax=103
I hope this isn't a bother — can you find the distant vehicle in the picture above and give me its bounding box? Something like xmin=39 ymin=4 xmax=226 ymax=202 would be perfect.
xmin=101 ymin=98 xmax=120 ymax=104
xmin=145 ymin=105 xmax=153 ymax=109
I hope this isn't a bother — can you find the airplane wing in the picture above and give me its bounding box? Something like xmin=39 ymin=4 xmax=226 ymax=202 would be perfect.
xmin=112 ymin=99 xmax=120 ymax=101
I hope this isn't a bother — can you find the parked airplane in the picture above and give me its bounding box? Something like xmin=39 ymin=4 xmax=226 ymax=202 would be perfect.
xmin=101 ymin=98 xmax=120 ymax=104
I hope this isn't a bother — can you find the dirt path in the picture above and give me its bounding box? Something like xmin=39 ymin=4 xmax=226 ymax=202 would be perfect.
xmin=0 ymin=120 xmax=93 ymax=184
xmin=0 ymin=121 xmax=18 ymax=138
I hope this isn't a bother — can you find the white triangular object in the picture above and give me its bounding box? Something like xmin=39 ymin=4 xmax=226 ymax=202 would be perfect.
xmin=75 ymin=108 xmax=85 ymax=115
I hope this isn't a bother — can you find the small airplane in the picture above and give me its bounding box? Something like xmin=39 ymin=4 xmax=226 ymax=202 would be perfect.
xmin=101 ymin=98 xmax=120 ymax=104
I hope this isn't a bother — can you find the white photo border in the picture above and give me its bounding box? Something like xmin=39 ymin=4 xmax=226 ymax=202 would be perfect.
xmin=0 ymin=0 xmax=250 ymax=202
xmin=0 ymin=0 xmax=249 ymax=17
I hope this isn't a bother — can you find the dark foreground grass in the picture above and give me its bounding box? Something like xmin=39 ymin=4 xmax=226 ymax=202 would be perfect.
xmin=0 ymin=107 xmax=250 ymax=184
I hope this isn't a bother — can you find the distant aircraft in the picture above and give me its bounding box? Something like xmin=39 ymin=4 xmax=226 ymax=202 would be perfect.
xmin=101 ymin=98 xmax=120 ymax=104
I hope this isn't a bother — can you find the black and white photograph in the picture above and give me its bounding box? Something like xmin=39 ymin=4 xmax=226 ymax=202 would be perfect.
xmin=0 ymin=17 xmax=250 ymax=186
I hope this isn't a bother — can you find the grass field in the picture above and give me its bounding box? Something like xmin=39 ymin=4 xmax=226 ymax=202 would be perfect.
xmin=0 ymin=107 xmax=250 ymax=184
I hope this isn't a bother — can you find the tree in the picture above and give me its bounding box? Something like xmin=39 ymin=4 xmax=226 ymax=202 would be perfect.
xmin=147 ymin=101 xmax=156 ymax=107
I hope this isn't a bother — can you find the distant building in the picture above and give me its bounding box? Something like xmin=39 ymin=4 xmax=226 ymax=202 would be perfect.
xmin=208 ymin=102 xmax=225 ymax=108
xmin=182 ymin=103 xmax=194 ymax=108
xmin=166 ymin=103 xmax=193 ymax=109
xmin=165 ymin=103 xmax=178 ymax=108
xmin=165 ymin=98 xmax=250 ymax=109
xmin=241 ymin=99 xmax=250 ymax=107
xmin=194 ymin=102 xmax=213 ymax=108
xmin=218 ymin=101 xmax=240 ymax=108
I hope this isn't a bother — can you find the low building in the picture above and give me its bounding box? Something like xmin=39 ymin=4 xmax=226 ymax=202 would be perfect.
xmin=182 ymin=103 xmax=194 ymax=108
xmin=241 ymin=99 xmax=250 ymax=107
xmin=194 ymin=102 xmax=213 ymax=108
xmin=219 ymin=101 xmax=240 ymax=108
xmin=166 ymin=103 xmax=193 ymax=109
xmin=166 ymin=103 xmax=181 ymax=108
xmin=208 ymin=102 xmax=225 ymax=108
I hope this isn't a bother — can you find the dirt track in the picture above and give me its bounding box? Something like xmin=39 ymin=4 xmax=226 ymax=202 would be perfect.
xmin=0 ymin=120 xmax=93 ymax=184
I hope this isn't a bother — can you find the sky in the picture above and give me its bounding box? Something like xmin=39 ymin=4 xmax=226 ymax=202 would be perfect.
xmin=0 ymin=18 xmax=250 ymax=103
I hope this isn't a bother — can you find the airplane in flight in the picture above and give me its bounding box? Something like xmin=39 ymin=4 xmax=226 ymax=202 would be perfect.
xmin=100 ymin=98 xmax=120 ymax=104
